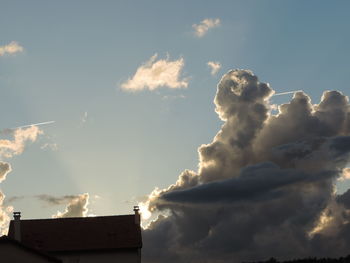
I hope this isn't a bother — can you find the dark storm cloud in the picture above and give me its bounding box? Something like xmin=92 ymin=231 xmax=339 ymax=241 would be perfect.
xmin=141 ymin=69 xmax=350 ymax=263
xmin=161 ymin=163 xmax=334 ymax=204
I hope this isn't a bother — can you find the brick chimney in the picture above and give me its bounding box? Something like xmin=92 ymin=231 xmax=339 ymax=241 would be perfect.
xmin=133 ymin=206 xmax=140 ymax=225
xmin=13 ymin=211 xmax=21 ymax=242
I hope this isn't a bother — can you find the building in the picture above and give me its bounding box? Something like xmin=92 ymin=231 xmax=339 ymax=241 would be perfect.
xmin=0 ymin=235 xmax=62 ymax=263
xmin=6 ymin=207 xmax=142 ymax=263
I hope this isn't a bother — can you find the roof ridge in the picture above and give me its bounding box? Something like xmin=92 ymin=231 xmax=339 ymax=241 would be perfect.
xmin=10 ymin=214 xmax=134 ymax=222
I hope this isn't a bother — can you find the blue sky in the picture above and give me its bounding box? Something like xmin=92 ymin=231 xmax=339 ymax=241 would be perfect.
xmin=1 ymin=0 xmax=350 ymax=219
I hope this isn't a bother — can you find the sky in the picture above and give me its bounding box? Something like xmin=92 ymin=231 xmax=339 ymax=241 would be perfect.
xmin=1 ymin=1 xmax=350 ymax=261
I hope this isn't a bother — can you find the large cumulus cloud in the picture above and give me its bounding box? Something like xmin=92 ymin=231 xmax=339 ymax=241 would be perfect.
xmin=141 ymin=70 xmax=350 ymax=263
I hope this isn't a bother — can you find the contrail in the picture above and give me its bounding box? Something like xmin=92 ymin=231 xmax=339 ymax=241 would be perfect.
xmin=273 ymin=90 xmax=302 ymax=96
xmin=0 ymin=121 xmax=55 ymax=135
xmin=13 ymin=120 xmax=55 ymax=130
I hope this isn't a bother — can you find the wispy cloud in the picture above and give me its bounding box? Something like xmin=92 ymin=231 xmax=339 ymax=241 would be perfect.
xmin=273 ymin=90 xmax=302 ymax=96
xmin=207 ymin=61 xmax=221 ymax=75
xmin=40 ymin=143 xmax=58 ymax=151
xmin=81 ymin=111 xmax=88 ymax=123
xmin=36 ymin=194 xmax=79 ymax=206
xmin=193 ymin=18 xmax=221 ymax=37
xmin=162 ymin=94 xmax=186 ymax=100
xmin=121 ymin=54 xmax=188 ymax=91
xmin=14 ymin=120 xmax=55 ymax=130
xmin=0 ymin=41 xmax=23 ymax=56
xmin=3 ymin=195 xmax=24 ymax=204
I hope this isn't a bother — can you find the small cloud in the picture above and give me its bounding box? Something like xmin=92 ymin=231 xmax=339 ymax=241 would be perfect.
xmin=53 ymin=193 xmax=89 ymax=218
xmin=0 ymin=41 xmax=24 ymax=56
xmin=81 ymin=111 xmax=88 ymax=123
xmin=41 ymin=143 xmax=58 ymax=151
xmin=0 ymin=162 xmax=11 ymax=183
xmin=162 ymin=94 xmax=186 ymax=100
xmin=192 ymin=18 xmax=221 ymax=37
xmin=121 ymin=54 xmax=188 ymax=91
xmin=207 ymin=61 xmax=221 ymax=75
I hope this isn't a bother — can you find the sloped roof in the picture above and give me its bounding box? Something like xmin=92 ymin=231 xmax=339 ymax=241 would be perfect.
xmin=0 ymin=235 xmax=62 ymax=262
xmin=8 ymin=215 xmax=142 ymax=252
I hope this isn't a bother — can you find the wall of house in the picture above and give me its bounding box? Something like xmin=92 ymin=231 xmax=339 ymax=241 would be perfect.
xmin=53 ymin=249 xmax=140 ymax=263
xmin=0 ymin=243 xmax=55 ymax=263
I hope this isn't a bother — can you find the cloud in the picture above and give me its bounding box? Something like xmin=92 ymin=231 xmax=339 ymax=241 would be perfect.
xmin=273 ymin=90 xmax=303 ymax=96
xmin=0 ymin=126 xmax=43 ymax=158
xmin=161 ymin=163 xmax=333 ymax=205
xmin=339 ymin=167 xmax=350 ymax=181
xmin=36 ymin=194 xmax=83 ymax=206
xmin=192 ymin=18 xmax=221 ymax=37
xmin=0 ymin=192 xmax=13 ymax=235
xmin=162 ymin=94 xmax=186 ymax=100
xmin=53 ymin=193 xmax=89 ymax=218
xmin=121 ymin=54 xmax=188 ymax=91
xmin=2 ymin=194 xmax=84 ymax=207
xmin=40 ymin=143 xmax=58 ymax=151
xmin=141 ymin=70 xmax=350 ymax=263
xmin=81 ymin=111 xmax=88 ymax=123
xmin=0 ymin=126 xmax=42 ymax=235
xmin=3 ymin=196 xmax=24 ymax=205
xmin=0 ymin=163 xmax=13 ymax=235
xmin=207 ymin=61 xmax=221 ymax=75
xmin=0 ymin=41 xmax=23 ymax=56
xmin=0 ymin=162 xmax=11 ymax=183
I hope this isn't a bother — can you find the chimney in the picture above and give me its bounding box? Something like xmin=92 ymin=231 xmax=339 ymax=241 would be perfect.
xmin=133 ymin=206 xmax=140 ymax=225
xmin=13 ymin=212 xmax=21 ymax=242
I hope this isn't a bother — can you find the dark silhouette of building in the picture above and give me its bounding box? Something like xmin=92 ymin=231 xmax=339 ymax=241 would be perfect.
xmin=0 ymin=235 xmax=62 ymax=262
xmin=5 ymin=207 xmax=142 ymax=263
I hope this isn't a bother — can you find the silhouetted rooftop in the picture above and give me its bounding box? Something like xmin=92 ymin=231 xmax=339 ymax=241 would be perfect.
xmin=8 ymin=215 xmax=142 ymax=252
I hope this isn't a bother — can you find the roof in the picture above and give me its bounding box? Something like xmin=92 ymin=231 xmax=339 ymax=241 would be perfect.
xmin=8 ymin=215 xmax=142 ymax=252
xmin=0 ymin=235 xmax=62 ymax=262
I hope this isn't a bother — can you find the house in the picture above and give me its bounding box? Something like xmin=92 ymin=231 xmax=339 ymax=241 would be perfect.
xmin=0 ymin=235 xmax=61 ymax=263
xmin=6 ymin=207 xmax=142 ymax=263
